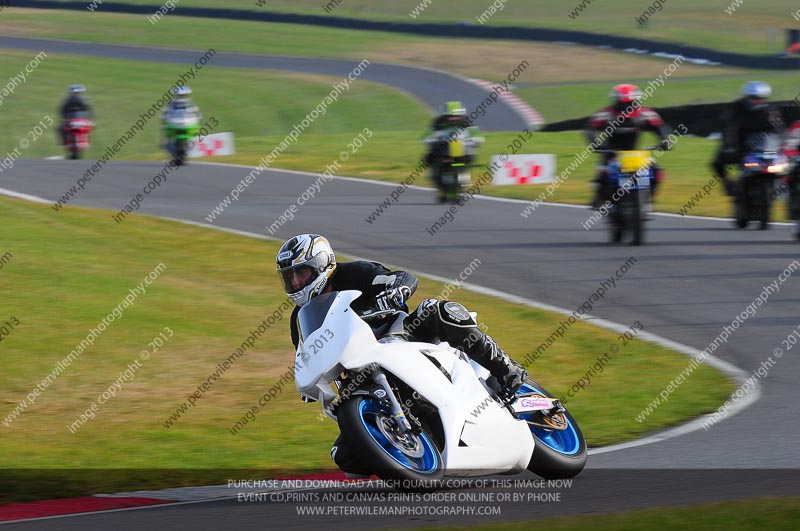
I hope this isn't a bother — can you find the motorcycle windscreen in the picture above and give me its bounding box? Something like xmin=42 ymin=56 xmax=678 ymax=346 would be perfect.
xmin=297 ymin=291 xmax=339 ymax=343
xmin=745 ymin=133 xmax=782 ymax=153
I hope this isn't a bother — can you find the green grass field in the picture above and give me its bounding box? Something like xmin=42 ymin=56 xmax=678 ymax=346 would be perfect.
xmin=0 ymin=49 xmax=428 ymax=161
xmin=0 ymin=196 xmax=731 ymax=500
xmin=32 ymin=0 xmax=800 ymax=55
xmin=409 ymin=497 xmax=800 ymax=531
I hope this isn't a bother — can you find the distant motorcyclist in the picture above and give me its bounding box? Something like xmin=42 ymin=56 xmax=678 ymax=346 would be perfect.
xmin=586 ymin=84 xmax=672 ymax=209
xmin=423 ymin=101 xmax=481 ymax=184
xmin=161 ymin=86 xmax=201 ymax=145
xmin=711 ymin=81 xmax=785 ymax=196
xmin=276 ymin=234 xmax=527 ymax=475
xmin=58 ymin=84 xmax=93 ymax=145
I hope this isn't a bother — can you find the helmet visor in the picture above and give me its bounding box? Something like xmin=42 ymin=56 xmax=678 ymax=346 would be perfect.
xmin=278 ymin=264 xmax=316 ymax=294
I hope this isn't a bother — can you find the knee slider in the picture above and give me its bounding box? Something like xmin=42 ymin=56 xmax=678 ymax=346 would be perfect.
xmin=441 ymin=301 xmax=475 ymax=326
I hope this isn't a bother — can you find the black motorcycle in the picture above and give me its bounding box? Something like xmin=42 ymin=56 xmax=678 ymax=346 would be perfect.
xmin=425 ymin=129 xmax=480 ymax=203
xmin=732 ymin=133 xmax=789 ymax=230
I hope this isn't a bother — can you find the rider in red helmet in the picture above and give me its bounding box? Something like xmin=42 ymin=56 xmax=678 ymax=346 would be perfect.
xmin=586 ymin=84 xmax=672 ymax=210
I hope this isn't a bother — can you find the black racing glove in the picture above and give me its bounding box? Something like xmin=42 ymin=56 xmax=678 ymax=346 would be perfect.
xmin=374 ymin=286 xmax=412 ymax=312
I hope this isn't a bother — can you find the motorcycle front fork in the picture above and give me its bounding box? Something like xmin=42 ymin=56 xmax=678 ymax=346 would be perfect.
xmin=372 ymin=370 xmax=414 ymax=434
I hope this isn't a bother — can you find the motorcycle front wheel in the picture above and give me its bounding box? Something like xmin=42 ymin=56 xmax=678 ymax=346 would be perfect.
xmin=757 ymin=178 xmax=771 ymax=230
xmin=172 ymin=139 xmax=187 ymax=166
xmin=515 ymin=380 xmax=587 ymax=479
xmin=628 ymin=192 xmax=643 ymax=246
xmin=66 ymin=134 xmax=80 ymax=160
xmin=338 ymin=396 xmax=443 ymax=489
xmin=608 ymin=204 xmax=623 ymax=243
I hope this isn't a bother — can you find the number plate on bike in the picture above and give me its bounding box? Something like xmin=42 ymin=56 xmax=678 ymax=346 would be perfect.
xmin=511 ymin=396 xmax=558 ymax=413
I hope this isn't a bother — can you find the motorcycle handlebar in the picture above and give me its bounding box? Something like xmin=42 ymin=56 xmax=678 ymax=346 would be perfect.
xmin=359 ymin=309 xmax=399 ymax=322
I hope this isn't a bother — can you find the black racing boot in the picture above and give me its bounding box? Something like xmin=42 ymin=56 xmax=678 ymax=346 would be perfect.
xmin=331 ymin=435 xmax=370 ymax=478
xmin=467 ymin=334 xmax=527 ymax=399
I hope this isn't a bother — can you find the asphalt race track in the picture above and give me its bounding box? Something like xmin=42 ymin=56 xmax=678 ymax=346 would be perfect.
xmin=2 ymin=159 xmax=800 ymax=529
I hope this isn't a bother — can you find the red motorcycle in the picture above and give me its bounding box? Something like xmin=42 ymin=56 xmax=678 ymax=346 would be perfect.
xmin=63 ymin=118 xmax=93 ymax=160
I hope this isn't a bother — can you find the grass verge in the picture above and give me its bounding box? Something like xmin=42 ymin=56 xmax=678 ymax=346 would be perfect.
xmin=406 ymin=496 xmax=800 ymax=531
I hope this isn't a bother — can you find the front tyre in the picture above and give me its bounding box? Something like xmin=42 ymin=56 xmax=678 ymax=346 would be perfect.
xmin=338 ymin=396 xmax=443 ymax=489
xmin=173 ymin=139 xmax=187 ymax=166
xmin=630 ymin=192 xmax=643 ymax=246
xmin=66 ymin=134 xmax=80 ymax=160
xmin=516 ymin=380 xmax=587 ymax=479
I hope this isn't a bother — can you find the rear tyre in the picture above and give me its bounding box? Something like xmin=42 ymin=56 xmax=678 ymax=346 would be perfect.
xmin=338 ymin=396 xmax=443 ymax=490
xmin=516 ymin=380 xmax=587 ymax=479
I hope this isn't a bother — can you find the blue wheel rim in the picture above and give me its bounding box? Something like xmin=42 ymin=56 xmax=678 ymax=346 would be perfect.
xmin=358 ymin=399 xmax=439 ymax=474
xmin=516 ymin=383 xmax=582 ymax=456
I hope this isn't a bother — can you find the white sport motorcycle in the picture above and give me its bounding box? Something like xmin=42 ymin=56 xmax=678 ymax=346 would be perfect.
xmin=295 ymin=291 xmax=587 ymax=488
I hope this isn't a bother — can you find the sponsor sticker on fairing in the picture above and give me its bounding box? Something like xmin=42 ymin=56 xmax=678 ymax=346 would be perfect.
xmin=518 ymin=397 xmax=555 ymax=410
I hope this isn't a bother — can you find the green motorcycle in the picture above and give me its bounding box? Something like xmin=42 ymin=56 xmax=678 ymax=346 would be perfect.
xmin=164 ymin=110 xmax=200 ymax=166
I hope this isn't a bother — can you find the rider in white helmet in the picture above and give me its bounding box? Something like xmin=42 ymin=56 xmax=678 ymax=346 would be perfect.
xmin=712 ymin=81 xmax=785 ymax=195
xmin=276 ymin=233 xmax=527 ymax=476
xmin=160 ymin=86 xmax=202 ymax=146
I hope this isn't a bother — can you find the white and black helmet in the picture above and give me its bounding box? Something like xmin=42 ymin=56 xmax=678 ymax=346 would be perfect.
xmin=172 ymin=86 xmax=192 ymax=100
xmin=741 ymin=81 xmax=772 ymax=99
xmin=276 ymin=234 xmax=336 ymax=306
xmin=67 ymin=84 xmax=86 ymax=95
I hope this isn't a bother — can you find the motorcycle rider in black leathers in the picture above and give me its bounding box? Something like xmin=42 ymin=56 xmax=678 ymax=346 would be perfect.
xmin=58 ymin=84 xmax=93 ymax=145
xmin=711 ymin=81 xmax=785 ymax=196
xmin=276 ymin=233 xmax=527 ymax=476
